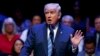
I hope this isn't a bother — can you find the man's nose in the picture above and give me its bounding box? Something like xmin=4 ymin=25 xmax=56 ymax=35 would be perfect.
xmin=48 ymin=13 xmax=51 ymax=18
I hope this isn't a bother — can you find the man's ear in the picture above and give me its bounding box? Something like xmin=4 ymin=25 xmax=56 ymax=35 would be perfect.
xmin=58 ymin=12 xmax=61 ymax=19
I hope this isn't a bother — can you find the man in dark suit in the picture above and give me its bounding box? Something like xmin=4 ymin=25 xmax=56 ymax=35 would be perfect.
xmin=94 ymin=16 xmax=100 ymax=51
xmin=20 ymin=3 xmax=83 ymax=56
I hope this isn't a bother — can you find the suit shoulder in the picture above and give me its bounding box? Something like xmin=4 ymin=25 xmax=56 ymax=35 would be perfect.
xmin=31 ymin=23 xmax=45 ymax=31
xmin=60 ymin=23 xmax=74 ymax=35
xmin=61 ymin=24 xmax=74 ymax=32
xmin=77 ymin=51 xmax=85 ymax=56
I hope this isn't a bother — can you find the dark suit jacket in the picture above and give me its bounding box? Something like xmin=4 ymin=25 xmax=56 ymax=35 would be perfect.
xmin=87 ymin=30 xmax=100 ymax=51
xmin=94 ymin=31 xmax=100 ymax=51
xmin=20 ymin=22 xmax=78 ymax=56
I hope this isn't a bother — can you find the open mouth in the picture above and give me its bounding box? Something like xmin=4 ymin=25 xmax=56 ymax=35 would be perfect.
xmin=47 ymin=19 xmax=52 ymax=24
xmin=47 ymin=19 xmax=52 ymax=22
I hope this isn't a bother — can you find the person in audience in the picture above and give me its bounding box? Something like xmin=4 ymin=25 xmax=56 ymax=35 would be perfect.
xmin=13 ymin=8 xmax=25 ymax=33
xmin=73 ymin=0 xmax=86 ymax=35
xmin=62 ymin=15 xmax=84 ymax=52
xmin=87 ymin=16 xmax=100 ymax=51
xmin=12 ymin=39 xmax=24 ymax=56
xmin=20 ymin=15 xmax=42 ymax=42
xmin=20 ymin=15 xmax=42 ymax=56
xmin=0 ymin=17 xmax=20 ymax=56
xmin=31 ymin=15 xmax=42 ymax=26
xmin=62 ymin=15 xmax=74 ymax=27
xmin=77 ymin=36 xmax=100 ymax=56
xmin=94 ymin=16 xmax=100 ymax=51
xmin=86 ymin=17 xmax=95 ymax=37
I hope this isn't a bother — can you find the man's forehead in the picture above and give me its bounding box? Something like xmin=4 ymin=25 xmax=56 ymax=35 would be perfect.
xmin=85 ymin=43 xmax=94 ymax=46
xmin=45 ymin=9 xmax=57 ymax=12
xmin=95 ymin=18 xmax=100 ymax=21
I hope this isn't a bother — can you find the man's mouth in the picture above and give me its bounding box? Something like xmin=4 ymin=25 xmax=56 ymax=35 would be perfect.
xmin=47 ymin=19 xmax=52 ymax=22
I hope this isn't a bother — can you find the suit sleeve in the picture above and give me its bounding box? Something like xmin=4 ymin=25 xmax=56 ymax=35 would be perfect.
xmin=66 ymin=28 xmax=78 ymax=56
xmin=20 ymin=27 xmax=35 ymax=56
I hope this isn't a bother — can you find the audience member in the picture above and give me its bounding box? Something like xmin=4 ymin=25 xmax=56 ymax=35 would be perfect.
xmin=20 ymin=15 xmax=42 ymax=42
xmin=0 ymin=17 xmax=20 ymax=56
xmin=77 ymin=37 xmax=100 ymax=56
xmin=12 ymin=39 xmax=24 ymax=56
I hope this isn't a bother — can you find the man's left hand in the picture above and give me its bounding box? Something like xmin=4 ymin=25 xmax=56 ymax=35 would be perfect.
xmin=71 ymin=30 xmax=84 ymax=48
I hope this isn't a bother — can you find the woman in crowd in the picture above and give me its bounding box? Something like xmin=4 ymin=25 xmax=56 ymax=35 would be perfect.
xmin=12 ymin=39 xmax=24 ymax=56
xmin=0 ymin=17 xmax=20 ymax=56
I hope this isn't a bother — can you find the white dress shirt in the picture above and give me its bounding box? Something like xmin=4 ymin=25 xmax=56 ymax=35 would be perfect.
xmin=96 ymin=33 xmax=100 ymax=46
xmin=20 ymin=29 xmax=28 ymax=42
xmin=47 ymin=24 xmax=77 ymax=53
xmin=47 ymin=25 xmax=58 ymax=42
xmin=78 ymin=38 xmax=84 ymax=52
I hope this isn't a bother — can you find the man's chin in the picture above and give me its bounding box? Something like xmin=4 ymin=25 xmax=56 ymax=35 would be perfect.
xmin=46 ymin=22 xmax=53 ymax=25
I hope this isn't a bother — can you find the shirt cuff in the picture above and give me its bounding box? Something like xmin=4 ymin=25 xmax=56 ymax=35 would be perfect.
xmin=72 ymin=45 xmax=77 ymax=53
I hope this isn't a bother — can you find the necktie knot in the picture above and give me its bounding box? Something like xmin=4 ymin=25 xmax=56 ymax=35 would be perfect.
xmin=49 ymin=25 xmax=55 ymax=30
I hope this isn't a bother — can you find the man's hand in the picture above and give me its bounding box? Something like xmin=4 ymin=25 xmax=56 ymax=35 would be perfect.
xmin=71 ymin=30 xmax=84 ymax=48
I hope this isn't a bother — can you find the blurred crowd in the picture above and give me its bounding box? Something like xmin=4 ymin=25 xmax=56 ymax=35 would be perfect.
xmin=0 ymin=1 xmax=100 ymax=56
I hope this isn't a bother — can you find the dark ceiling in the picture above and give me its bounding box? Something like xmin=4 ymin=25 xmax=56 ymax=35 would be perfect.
xmin=0 ymin=0 xmax=100 ymax=19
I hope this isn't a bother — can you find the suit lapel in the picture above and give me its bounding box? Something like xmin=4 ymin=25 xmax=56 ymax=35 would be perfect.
xmin=43 ymin=23 xmax=62 ymax=56
xmin=54 ymin=23 xmax=61 ymax=44
xmin=42 ymin=23 xmax=65 ymax=56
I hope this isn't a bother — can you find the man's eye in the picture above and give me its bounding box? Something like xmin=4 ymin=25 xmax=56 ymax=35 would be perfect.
xmin=45 ymin=12 xmax=49 ymax=14
xmin=50 ymin=11 xmax=54 ymax=14
xmin=95 ymin=22 xmax=100 ymax=24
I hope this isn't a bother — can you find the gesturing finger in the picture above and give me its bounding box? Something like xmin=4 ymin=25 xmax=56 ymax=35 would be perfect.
xmin=75 ymin=30 xmax=78 ymax=35
xmin=79 ymin=32 xmax=83 ymax=36
xmin=77 ymin=30 xmax=81 ymax=36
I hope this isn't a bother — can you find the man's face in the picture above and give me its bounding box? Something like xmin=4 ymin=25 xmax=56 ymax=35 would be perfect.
xmin=95 ymin=18 xmax=100 ymax=32
xmin=85 ymin=43 xmax=95 ymax=55
xmin=62 ymin=19 xmax=73 ymax=27
xmin=45 ymin=9 xmax=60 ymax=25
xmin=32 ymin=16 xmax=41 ymax=25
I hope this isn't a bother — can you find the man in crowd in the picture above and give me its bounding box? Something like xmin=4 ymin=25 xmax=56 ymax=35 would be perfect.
xmin=94 ymin=16 xmax=100 ymax=51
xmin=77 ymin=37 xmax=100 ymax=56
xmin=20 ymin=3 xmax=84 ymax=56
xmin=62 ymin=15 xmax=84 ymax=52
xmin=20 ymin=15 xmax=42 ymax=42
xmin=62 ymin=15 xmax=74 ymax=27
